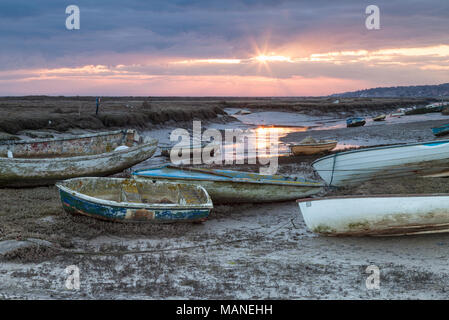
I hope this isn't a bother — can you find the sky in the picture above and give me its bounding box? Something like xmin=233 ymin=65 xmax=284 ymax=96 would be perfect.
xmin=1 ymin=0 xmax=449 ymax=96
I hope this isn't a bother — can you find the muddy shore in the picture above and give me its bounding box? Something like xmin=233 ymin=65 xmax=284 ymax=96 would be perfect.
xmin=0 ymin=96 xmax=432 ymax=135
xmin=2 ymin=98 xmax=449 ymax=299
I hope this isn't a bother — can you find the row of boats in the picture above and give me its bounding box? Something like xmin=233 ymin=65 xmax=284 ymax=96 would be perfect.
xmin=346 ymin=114 xmax=449 ymax=138
xmin=345 ymin=102 xmax=449 ymax=129
xmin=3 ymin=129 xmax=449 ymax=236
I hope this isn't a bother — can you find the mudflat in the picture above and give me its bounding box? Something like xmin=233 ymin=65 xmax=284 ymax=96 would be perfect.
xmin=2 ymin=96 xmax=449 ymax=299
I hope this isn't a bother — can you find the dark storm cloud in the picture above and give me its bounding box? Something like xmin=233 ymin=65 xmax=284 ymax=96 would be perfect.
xmin=0 ymin=0 xmax=448 ymax=70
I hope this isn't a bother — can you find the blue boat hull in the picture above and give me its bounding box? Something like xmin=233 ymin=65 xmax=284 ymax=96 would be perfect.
xmin=432 ymin=124 xmax=449 ymax=137
xmin=59 ymin=189 xmax=210 ymax=223
xmin=346 ymin=118 xmax=366 ymax=128
xmin=132 ymin=165 xmax=324 ymax=203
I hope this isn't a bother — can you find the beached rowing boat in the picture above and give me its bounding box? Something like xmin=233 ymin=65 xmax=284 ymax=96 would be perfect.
xmin=432 ymin=124 xmax=449 ymax=137
xmin=0 ymin=130 xmax=157 ymax=187
xmin=346 ymin=117 xmax=366 ymax=127
xmin=372 ymin=114 xmax=386 ymax=121
xmin=290 ymin=139 xmax=337 ymax=155
xmin=312 ymin=139 xmax=449 ymax=187
xmin=159 ymin=141 xmax=216 ymax=157
xmin=298 ymin=194 xmax=449 ymax=236
xmin=56 ymin=177 xmax=212 ymax=223
xmin=132 ymin=165 xmax=324 ymax=203
xmin=390 ymin=113 xmax=403 ymax=117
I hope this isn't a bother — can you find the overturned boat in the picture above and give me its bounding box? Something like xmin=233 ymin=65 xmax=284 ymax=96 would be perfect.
xmin=56 ymin=177 xmax=212 ymax=223
xmin=312 ymin=139 xmax=449 ymax=187
xmin=132 ymin=165 xmax=324 ymax=204
xmin=0 ymin=130 xmax=157 ymax=187
xmin=298 ymin=194 xmax=449 ymax=236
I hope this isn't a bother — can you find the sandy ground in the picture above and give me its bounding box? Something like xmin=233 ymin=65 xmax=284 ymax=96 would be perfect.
xmin=2 ymin=101 xmax=449 ymax=299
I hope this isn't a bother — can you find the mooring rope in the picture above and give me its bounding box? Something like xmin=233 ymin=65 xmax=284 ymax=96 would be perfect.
xmin=58 ymin=215 xmax=298 ymax=257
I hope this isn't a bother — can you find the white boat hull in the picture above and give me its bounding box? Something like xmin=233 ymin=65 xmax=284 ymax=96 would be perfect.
xmin=312 ymin=140 xmax=449 ymax=186
xmin=298 ymin=195 xmax=449 ymax=236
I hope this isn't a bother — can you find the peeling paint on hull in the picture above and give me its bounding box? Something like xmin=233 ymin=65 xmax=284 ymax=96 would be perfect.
xmin=298 ymin=194 xmax=449 ymax=236
xmin=56 ymin=177 xmax=213 ymax=223
xmin=0 ymin=130 xmax=158 ymax=187
xmin=135 ymin=178 xmax=322 ymax=204
xmin=133 ymin=166 xmax=324 ymax=204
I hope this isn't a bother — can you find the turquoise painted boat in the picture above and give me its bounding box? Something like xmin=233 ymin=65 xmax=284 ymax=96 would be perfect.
xmin=132 ymin=165 xmax=325 ymax=204
xmin=432 ymin=124 xmax=449 ymax=137
xmin=56 ymin=177 xmax=213 ymax=223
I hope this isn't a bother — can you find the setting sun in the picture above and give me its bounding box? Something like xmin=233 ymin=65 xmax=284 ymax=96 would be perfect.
xmin=254 ymin=55 xmax=292 ymax=63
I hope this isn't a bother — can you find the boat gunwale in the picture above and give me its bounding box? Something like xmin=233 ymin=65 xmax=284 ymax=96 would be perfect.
xmin=312 ymin=138 xmax=449 ymax=166
xmin=290 ymin=140 xmax=337 ymax=147
xmin=432 ymin=124 xmax=449 ymax=132
xmin=56 ymin=177 xmax=213 ymax=210
xmin=0 ymin=138 xmax=158 ymax=163
xmin=132 ymin=166 xmax=325 ymax=187
xmin=0 ymin=129 xmax=129 ymax=146
xmin=297 ymin=193 xmax=449 ymax=203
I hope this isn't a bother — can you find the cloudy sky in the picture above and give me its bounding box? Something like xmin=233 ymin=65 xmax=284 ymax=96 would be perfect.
xmin=1 ymin=0 xmax=448 ymax=96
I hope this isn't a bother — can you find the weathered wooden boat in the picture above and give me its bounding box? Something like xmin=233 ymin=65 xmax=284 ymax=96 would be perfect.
xmin=312 ymin=139 xmax=449 ymax=187
xmin=159 ymin=141 xmax=216 ymax=157
xmin=405 ymin=106 xmax=427 ymax=115
xmin=0 ymin=130 xmax=157 ymax=187
xmin=390 ymin=109 xmax=405 ymax=117
xmin=432 ymin=124 xmax=449 ymax=137
xmin=346 ymin=117 xmax=366 ymax=127
xmin=426 ymin=104 xmax=444 ymax=113
xmin=290 ymin=140 xmax=337 ymax=155
xmin=298 ymin=194 xmax=449 ymax=236
xmin=132 ymin=165 xmax=325 ymax=204
xmin=235 ymin=109 xmax=251 ymax=115
xmin=56 ymin=177 xmax=212 ymax=223
xmin=372 ymin=114 xmax=386 ymax=121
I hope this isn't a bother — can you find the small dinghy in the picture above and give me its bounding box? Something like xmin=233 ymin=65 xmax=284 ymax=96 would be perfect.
xmin=56 ymin=177 xmax=213 ymax=223
xmin=432 ymin=124 xmax=449 ymax=137
xmin=289 ymin=137 xmax=337 ymax=155
xmin=234 ymin=109 xmax=251 ymax=115
xmin=0 ymin=130 xmax=157 ymax=187
xmin=390 ymin=110 xmax=405 ymax=117
xmin=372 ymin=114 xmax=386 ymax=121
xmin=312 ymin=139 xmax=449 ymax=186
xmin=298 ymin=194 xmax=449 ymax=236
xmin=159 ymin=141 xmax=216 ymax=157
xmin=346 ymin=117 xmax=366 ymax=127
xmin=133 ymin=165 xmax=324 ymax=204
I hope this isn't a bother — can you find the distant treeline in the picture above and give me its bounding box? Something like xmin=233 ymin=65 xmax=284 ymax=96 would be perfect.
xmin=332 ymin=83 xmax=449 ymax=98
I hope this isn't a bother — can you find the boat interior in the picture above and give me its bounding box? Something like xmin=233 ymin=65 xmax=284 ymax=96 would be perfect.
xmin=134 ymin=165 xmax=316 ymax=184
xmin=61 ymin=178 xmax=209 ymax=206
xmin=0 ymin=130 xmax=137 ymax=159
